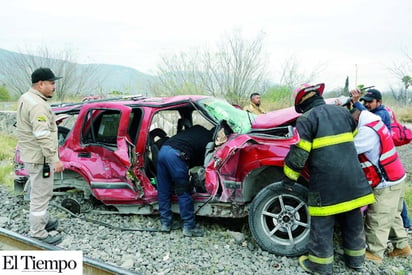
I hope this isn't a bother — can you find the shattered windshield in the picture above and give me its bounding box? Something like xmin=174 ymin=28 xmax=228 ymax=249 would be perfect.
xmin=197 ymin=97 xmax=255 ymax=133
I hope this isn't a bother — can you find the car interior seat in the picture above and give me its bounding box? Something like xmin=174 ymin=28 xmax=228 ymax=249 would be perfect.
xmin=177 ymin=118 xmax=192 ymax=133
xmin=146 ymin=128 xmax=169 ymax=177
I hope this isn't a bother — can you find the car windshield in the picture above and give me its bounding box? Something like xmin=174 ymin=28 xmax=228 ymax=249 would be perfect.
xmin=197 ymin=97 xmax=255 ymax=133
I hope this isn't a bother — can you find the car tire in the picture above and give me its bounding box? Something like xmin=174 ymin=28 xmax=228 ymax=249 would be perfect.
xmin=248 ymin=182 xmax=310 ymax=256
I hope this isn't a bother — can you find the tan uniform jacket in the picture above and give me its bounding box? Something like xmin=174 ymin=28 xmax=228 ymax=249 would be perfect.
xmin=16 ymin=88 xmax=59 ymax=164
xmin=243 ymin=102 xmax=265 ymax=115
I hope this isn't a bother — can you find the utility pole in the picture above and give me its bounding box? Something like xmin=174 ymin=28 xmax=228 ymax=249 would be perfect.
xmin=355 ymin=64 xmax=358 ymax=87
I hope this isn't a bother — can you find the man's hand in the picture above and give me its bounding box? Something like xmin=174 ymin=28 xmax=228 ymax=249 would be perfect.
xmin=53 ymin=161 xmax=64 ymax=173
xmin=350 ymin=89 xmax=362 ymax=103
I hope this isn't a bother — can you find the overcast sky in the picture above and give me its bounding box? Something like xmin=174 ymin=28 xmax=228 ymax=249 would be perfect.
xmin=1 ymin=0 xmax=411 ymax=92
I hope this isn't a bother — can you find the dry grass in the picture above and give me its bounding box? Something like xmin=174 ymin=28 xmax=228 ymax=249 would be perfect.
xmin=0 ymin=134 xmax=17 ymax=190
xmin=390 ymin=106 xmax=412 ymax=123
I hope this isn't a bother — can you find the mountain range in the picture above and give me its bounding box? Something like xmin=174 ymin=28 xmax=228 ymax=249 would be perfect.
xmin=0 ymin=48 xmax=156 ymax=95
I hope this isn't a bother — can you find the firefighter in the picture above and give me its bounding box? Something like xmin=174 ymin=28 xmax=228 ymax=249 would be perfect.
xmin=282 ymin=83 xmax=375 ymax=274
xmin=351 ymin=108 xmax=411 ymax=264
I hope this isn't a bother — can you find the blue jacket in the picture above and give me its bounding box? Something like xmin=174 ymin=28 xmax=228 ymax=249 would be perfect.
xmin=353 ymin=102 xmax=391 ymax=131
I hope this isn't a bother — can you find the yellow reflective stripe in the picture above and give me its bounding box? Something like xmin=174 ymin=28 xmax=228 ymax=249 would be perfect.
xmin=284 ymin=164 xmax=300 ymax=181
xmin=344 ymin=247 xmax=365 ymax=257
xmin=312 ymin=132 xmax=354 ymax=149
xmin=309 ymin=193 xmax=375 ymax=216
xmin=296 ymin=139 xmax=312 ymax=152
xmin=308 ymin=254 xmax=334 ymax=265
xmin=353 ymin=128 xmax=358 ymax=136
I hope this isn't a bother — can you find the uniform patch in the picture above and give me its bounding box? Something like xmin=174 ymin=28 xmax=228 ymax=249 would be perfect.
xmin=37 ymin=116 xmax=47 ymax=122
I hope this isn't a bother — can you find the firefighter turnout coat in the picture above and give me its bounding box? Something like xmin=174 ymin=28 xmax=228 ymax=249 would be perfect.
xmin=284 ymin=97 xmax=375 ymax=216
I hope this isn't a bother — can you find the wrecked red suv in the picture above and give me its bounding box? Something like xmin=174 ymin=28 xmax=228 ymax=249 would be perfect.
xmin=14 ymin=95 xmax=309 ymax=256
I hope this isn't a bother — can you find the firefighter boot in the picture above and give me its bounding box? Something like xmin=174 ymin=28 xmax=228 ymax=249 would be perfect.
xmin=299 ymin=255 xmax=332 ymax=274
xmin=343 ymin=254 xmax=363 ymax=271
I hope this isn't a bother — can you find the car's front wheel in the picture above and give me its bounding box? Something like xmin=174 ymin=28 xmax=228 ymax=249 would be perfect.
xmin=249 ymin=182 xmax=310 ymax=256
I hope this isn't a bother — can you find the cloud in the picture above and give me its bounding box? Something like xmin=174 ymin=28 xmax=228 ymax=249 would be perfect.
xmin=1 ymin=0 xmax=411 ymax=90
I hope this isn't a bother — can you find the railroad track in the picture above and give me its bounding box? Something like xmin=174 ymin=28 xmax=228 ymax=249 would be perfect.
xmin=0 ymin=227 xmax=138 ymax=275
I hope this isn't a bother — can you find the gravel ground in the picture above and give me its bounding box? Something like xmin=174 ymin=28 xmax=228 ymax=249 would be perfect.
xmin=0 ymin=144 xmax=411 ymax=274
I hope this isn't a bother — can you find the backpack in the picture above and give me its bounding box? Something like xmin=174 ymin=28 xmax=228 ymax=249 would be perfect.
xmin=386 ymin=106 xmax=412 ymax=146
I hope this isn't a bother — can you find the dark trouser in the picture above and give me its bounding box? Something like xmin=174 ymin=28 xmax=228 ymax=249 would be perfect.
xmin=401 ymin=200 xmax=411 ymax=228
xmin=308 ymin=208 xmax=365 ymax=274
xmin=157 ymin=145 xmax=195 ymax=229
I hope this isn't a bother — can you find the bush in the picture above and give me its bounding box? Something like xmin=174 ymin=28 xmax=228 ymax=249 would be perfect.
xmin=262 ymin=85 xmax=293 ymax=111
xmin=0 ymin=85 xmax=11 ymax=101
xmin=0 ymin=134 xmax=17 ymax=190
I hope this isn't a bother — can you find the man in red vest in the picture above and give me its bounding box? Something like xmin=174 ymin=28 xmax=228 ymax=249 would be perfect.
xmin=351 ymin=108 xmax=411 ymax=264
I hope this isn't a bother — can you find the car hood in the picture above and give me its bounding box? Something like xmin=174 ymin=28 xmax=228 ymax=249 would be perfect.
xmin=251 ymin=106 xmax=300 ymax=129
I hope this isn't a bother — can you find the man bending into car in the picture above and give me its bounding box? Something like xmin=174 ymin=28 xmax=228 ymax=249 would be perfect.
xmin=157 ymin=125 xmax=213 ymax=237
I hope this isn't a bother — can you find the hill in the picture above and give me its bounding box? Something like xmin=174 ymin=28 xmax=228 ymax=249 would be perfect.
xmin=0 ymin=48 xmax=156 ymax=95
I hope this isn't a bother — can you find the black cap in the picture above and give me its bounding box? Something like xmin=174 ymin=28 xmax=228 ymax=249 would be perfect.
xmin=31 ymin=68 xmax=62 ymax=83
xmin=360 ymin=89 xmax=381 ymax=101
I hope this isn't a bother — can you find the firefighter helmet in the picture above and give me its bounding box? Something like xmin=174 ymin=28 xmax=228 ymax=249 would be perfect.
xmin=293 ymin=83 xmax=325 ymax=113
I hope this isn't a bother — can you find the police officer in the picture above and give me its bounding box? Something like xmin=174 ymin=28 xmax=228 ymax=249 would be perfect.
xmin=16 ymin=68 xmax=64 ymax=244
xmin=283 ymin=83 xmax=375 ymax=274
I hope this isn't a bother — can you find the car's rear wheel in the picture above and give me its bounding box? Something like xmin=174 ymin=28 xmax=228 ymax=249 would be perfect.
xmin=249 ymin=182 xmax=310 ymax=256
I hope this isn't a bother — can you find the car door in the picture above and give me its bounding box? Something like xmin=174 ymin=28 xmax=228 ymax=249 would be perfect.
xmin=64 ymin=103 xmax=139 ymax=201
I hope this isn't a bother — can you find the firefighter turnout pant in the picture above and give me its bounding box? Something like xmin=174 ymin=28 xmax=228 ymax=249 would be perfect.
xmin=307 ymin=208 xmax=366 ymax=274
xmin=25 ymin=162 xmax=54 ymax=239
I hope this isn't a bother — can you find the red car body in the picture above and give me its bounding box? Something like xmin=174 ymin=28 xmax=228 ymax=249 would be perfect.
xmin=15 ymin=95 xmax=312 ymax=256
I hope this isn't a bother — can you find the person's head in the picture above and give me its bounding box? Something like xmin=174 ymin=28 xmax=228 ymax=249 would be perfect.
xmin=350 ymin=107 xmax=362 ymax=125
xmin=293 ymin=83 xmax=325 ymax=113
xmin=250 ymin=93 xmax=262 ymax=106
xmin=31 ymin=68 xmax=62 ymax=98
xmin=360 ymin=89 xmax=382 ymax=111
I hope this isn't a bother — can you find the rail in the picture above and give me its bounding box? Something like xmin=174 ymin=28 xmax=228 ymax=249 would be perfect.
xmin=0 ymin=227 xmax=139 ymax=275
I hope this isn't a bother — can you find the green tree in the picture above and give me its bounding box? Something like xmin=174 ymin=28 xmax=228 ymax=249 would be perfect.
xmin=402 ymin=75 xmax=411 ymax=90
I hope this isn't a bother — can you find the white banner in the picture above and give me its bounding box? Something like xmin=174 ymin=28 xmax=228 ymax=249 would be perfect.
xmin=0 ymin=251 xmax=83 ymax=275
